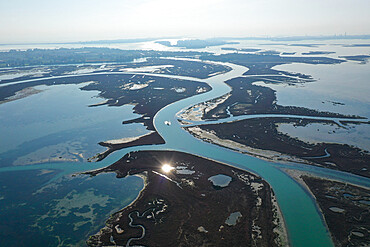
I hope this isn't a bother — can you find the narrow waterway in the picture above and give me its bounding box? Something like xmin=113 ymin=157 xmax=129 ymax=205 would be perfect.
xmin=152 ymin=62 xmax=335 ymax=247
xmin=179 ymin=113 xmax=368 ymax=127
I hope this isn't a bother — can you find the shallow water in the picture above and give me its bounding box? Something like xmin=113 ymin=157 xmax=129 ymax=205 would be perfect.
xmin=277 ymin=122 xmax=370 ymax=152
xmin=0 ymin=170 xmax=143 ymax=246
xmin=269 ymin=62 xmax=370 ymax=118
xmin=225 ymin=211 xmax=242 ymax=226
xmin=0 ymin=82 xmax=148 ymax=166
xmin=208 ymin=174 xmax=232 ymax=187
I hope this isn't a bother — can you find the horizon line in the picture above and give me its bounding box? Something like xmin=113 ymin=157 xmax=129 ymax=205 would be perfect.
xmin=1 ymin=34 xmax=370 ymax=46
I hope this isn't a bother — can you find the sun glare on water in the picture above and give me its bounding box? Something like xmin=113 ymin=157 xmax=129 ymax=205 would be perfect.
xmin=162 ymin=164 xmax=174 ymax=173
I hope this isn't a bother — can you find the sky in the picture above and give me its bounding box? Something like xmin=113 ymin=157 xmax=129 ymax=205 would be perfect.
xmin=0 ymin=0 xmax=369 ymax=43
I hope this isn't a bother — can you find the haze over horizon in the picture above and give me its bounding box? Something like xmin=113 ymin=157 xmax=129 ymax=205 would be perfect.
xmin=1 ymin=0 xmax=370 ymax=44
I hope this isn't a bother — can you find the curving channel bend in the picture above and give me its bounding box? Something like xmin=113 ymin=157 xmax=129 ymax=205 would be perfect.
xmin=126 ymin=211 xmax=146 ymax=247
xmin=152 ymin=61 xmax=335 ymax=247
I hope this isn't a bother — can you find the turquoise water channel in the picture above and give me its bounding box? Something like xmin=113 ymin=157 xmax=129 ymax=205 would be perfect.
xmin=152 ymin=62 xmax=334 ymax=246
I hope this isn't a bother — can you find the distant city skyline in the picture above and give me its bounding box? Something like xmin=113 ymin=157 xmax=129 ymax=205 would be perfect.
xmin=1 ymin=0 xmax=369 ymax=44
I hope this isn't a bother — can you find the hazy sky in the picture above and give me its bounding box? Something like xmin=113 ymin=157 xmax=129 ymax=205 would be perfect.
xmin=1 ymin=0 xmax=369 ymax=43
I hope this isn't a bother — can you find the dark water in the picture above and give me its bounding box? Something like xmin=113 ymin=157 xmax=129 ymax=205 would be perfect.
xmin=0 ymin=82 xmax=147 ymax=246
xmin=0 ymin=170 xmax=143 ymax=246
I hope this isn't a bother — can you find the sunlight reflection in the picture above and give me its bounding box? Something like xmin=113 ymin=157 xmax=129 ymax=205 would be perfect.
xmin=162 ymin=164 xmax=174 ymax=173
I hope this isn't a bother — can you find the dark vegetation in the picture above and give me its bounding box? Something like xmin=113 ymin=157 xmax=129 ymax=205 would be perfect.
xmin=80 ymin=74 xmax=210 ymax=130
xmin=196 ymin=118 xmax=370 ymax=177
xmin=302 ymin=176 xmax=370 ymax=247
xmin=221 ymin=47 xmax=261 ymax=52
xmin=342 ymin=44 xmax=370 ymax=47
xmin=200 ymin=53 xmax=344 ymax=70
xmin=0 ymin=57 xmax=229 ymax=86
xmin=202 ymin=77 xmax=351 ymax=120
xmin=339 ymin=55 xmax=370 ymax=64
xmin=257 ymin=50 xmax=281 ymax=55
xmin=185 ymin=69 xmax=369 ymax=177
xmin=89 ymin=132 xmax=165 ymax=162
xmin=258 ymin=43 xmax=320 ymax=48
xmin=0 ymin=47 xmax=207 ymax=67
xmin=86 ymin=151 xmax=280 ymax=247
xmin=301 ymin=51 xmax=336 ymax=55
xmin=122 ymin=57 xmax=231 ymax=79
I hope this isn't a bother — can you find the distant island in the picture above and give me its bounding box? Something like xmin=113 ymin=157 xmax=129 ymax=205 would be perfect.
xmin=302 ymin=51 xmax=336 ymax=55
xmin=0 ymin=47 xmax=209 ymax=68
xmin=155 ymin=39 xmax=239 ymax=49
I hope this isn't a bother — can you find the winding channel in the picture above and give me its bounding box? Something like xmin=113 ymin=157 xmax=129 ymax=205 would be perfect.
xmin=1 ymin=60 xmax=369 ymax=246
xmin=126 ymin=211 xmax=146 ymax=247
xmin=179 ymin=114 xmax=367 ymax=127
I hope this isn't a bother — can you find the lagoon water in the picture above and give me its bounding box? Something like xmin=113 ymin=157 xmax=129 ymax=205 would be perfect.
xmin=0 ymin=169 xmax=143 ymax=246
xmin=260 ymin=60 xmax=370 ymax=153
xmin=208 ymin=174 xmax=232 ymax=187
xmin=0 ymin=42 xmax=369 ymax=246
xmin=0 ymin=81 xmax=148 ymax=246
xmin=277 ymin=122 xmax=370 ymax=152
xmin=0 ymin=82 xmax=148 ymax=166
xmin=270 ymin=62 xmax=370 ymax=118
